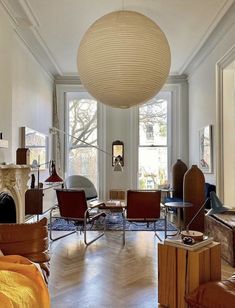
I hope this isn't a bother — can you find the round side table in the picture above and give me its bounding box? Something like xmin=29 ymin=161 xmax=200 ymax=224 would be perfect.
xmin=164 ymin=201 xmax=193 ymax=236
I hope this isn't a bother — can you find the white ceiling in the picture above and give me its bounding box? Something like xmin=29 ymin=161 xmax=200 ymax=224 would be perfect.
xmin=2 ymin=0 xmax=234 ymax=77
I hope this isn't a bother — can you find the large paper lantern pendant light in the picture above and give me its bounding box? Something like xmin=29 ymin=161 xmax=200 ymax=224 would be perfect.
xmin=77 ymin=10 xmax=171 ymax=108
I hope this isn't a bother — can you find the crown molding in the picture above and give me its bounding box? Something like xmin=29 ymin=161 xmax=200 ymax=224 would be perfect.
xmin=55 ymin=75 xmax=82 ymax=85
xmin=2 ymin=0 xmax=232 ymax=81
xmin=180 ymin=0 xmax=234 ymax=75
xmin=184 ymin=0 xmax=235 ymax=78
xmin=0 ymin=0 xmax=62 ymax=78
xmin=167 ymin=74 xmax=188 ymax=84
xmin=15 ymin=27 xmax=54 ymax=82
xmin=18 ymin=0 xmax=40 ymax=28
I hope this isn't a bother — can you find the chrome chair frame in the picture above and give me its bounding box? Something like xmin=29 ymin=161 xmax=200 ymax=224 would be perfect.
xmin=49 ymin=202 xmax=106 ymax=245
xmin=122 ymin=211 xmax=166 ymax=245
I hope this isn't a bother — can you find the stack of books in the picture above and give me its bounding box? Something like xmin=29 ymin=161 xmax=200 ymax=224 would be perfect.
xmin=164 ymin=237 xmax=213 ymax=251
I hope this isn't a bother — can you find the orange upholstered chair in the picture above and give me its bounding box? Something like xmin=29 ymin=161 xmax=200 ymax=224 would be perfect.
xmin=50 ymin=189 xmax=106 ymax=245
xmin=123 ymin=190 xmax=164 ymax=244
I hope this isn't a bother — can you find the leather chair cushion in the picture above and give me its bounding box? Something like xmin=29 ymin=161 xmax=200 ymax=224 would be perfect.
xmin=185 ymin=275 xmax=235 ymax=308
xmin=0 ymin=217 xmax=49 ymax=263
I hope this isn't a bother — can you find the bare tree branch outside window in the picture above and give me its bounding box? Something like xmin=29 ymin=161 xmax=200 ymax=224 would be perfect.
xmin=68 ymin=98 xmax=98 ymax=187
xmin=138 ymin=96 xmax=169 ymax=189
xmin=69 ymin=99 xmax=97 ymax=148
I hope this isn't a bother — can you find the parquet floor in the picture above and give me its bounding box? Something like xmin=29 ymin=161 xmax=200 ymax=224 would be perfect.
xmin=49 ymin=231 xmax=161 ymax=308
xmin=48 ymin=230 xmax=235 ymax=308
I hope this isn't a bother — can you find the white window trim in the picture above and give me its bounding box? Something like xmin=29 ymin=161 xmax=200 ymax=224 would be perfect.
xmin=56 ymin=84 xmax=106 ymax=199
xmin=137 ymin=91 xmax=172 ymax=188
xmin=129 ymin=84 xmax=183 ymax=188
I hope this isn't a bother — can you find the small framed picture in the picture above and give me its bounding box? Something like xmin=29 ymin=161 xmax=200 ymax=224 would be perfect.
xmin=199 ymin=125 xmax=213 ymax=173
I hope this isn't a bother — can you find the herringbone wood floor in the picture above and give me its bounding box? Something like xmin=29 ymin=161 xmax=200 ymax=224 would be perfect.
xmin=48 ymin=231 xmax=234 ymax=308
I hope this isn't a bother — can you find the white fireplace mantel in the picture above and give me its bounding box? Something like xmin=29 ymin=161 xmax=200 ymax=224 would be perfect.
xmin=0 ymin=164 xmax=30 ymax=223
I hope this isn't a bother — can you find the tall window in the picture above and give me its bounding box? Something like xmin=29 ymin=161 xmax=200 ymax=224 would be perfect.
xmin=66 ymin=92 xmax=98 ymax=188
xmin=138 ymin=92 xmax=171 ymax=189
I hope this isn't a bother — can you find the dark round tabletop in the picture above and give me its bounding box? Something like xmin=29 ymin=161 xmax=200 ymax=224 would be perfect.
xmin=164 ymin=201 xmax=193 ymax=208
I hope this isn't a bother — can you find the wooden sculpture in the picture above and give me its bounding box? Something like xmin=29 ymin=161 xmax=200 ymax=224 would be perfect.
xmin=172 ymin=159 xmax=188 ymax=199
xmin=183 ymin=165 xmax=205 ymax=232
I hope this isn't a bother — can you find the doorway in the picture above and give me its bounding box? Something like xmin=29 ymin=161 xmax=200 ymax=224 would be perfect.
xmin=216 ymin=46 xmax=235 ymax=206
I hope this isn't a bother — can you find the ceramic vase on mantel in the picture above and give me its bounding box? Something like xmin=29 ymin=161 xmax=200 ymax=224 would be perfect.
xmin=183 ymin=165 xmax=205 ymax=232
xmin=172 ymin=159 xmax=188 ymax=199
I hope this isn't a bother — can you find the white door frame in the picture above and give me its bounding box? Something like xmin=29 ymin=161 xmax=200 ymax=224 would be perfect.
xmin=216 ymin=44 xmax=235 ymax=200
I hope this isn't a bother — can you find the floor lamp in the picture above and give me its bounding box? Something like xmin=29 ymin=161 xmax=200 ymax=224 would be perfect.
xmin=49 ymin=127 xmax=123 ymax=172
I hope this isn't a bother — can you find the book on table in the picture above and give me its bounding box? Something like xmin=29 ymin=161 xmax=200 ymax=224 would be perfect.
xmin=164 ymin=237 xmax=213 ymax=251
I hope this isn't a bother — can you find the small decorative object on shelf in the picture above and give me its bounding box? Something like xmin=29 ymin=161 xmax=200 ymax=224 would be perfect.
xmin=16 ymin=148 xmax=30 ymax=165
xmin=181 ymin=230 xmax=204 ymax=241
xmin=30 ymin=174 xmax=35 ymax=189
xmin=182 ymin=236 xmax=195 ymax=245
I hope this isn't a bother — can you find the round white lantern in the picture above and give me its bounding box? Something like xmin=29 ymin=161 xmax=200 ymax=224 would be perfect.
xmin=77 ymin=10 xmax=171 ymax=108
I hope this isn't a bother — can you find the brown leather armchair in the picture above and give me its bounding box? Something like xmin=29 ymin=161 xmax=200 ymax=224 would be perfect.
xmin=123 ymin=190 xmax=164 ymax=244
xmin=50 ymin=189 xmax=106 ymax=245
xmin=185 ymin=274 xmax=235 ymax=307
xmin=0 ymin=217 xmax=50 ymax=280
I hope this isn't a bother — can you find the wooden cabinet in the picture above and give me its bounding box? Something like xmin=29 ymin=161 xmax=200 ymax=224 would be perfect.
xmin=109 ymin=189 xmax=125 ymax=200
xmin=158 ymin=242 xmax=221 ymax=308
xmin=25 ymin=184 xmax=60 ymax=215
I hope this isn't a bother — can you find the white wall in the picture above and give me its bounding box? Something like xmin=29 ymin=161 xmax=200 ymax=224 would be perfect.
xmin=105 ymin=106 xmax=134 ymax=194
xmin=188 ymin=5 xmax=235 ymax=186
xmin=0 ymin=6 xmax=53 ymax=164
xmin=0 ymin=6 xmax=13 ymax=163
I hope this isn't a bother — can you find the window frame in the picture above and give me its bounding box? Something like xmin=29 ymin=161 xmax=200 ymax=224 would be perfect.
xmin=137 ymin=91 xmax=172 ymax=188
xmin=64 ymin=91 xmax=101 ymax=193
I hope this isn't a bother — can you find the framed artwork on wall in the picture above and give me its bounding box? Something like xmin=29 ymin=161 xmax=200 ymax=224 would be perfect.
xmin=21 ymin=127 xmax=49 ymax=169
xmin=199 ymin=125 xmax=213 ymax=173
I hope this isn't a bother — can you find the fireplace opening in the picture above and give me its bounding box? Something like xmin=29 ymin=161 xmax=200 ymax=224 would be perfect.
xmin=0 ymin=192 xmax=16 ymax=223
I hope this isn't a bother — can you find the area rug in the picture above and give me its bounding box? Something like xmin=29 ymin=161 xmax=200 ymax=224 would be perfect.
xmin=49 ymin=213 xmax=177 ymax=232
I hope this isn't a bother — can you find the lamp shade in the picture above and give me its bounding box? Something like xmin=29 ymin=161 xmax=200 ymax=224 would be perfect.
xmin=207 ymin=191 xmax=229 ymax=215
xmin=77 ymin=10 xmax=171 ymax=108
xmin=45 ymin=161 xmax=63 ymax=183
xmin=113 ymin=157 xmax=123 ymax=172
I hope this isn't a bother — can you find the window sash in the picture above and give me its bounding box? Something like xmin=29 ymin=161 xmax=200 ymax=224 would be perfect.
xmin=137 ymin=92 xmax=171 ymax=187
xmin=65 ymin=92 xmax=99 ymax=187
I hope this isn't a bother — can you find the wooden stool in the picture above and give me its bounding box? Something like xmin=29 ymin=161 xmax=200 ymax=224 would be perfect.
xmin=158 ymin=241 xmax=221 ymax=308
